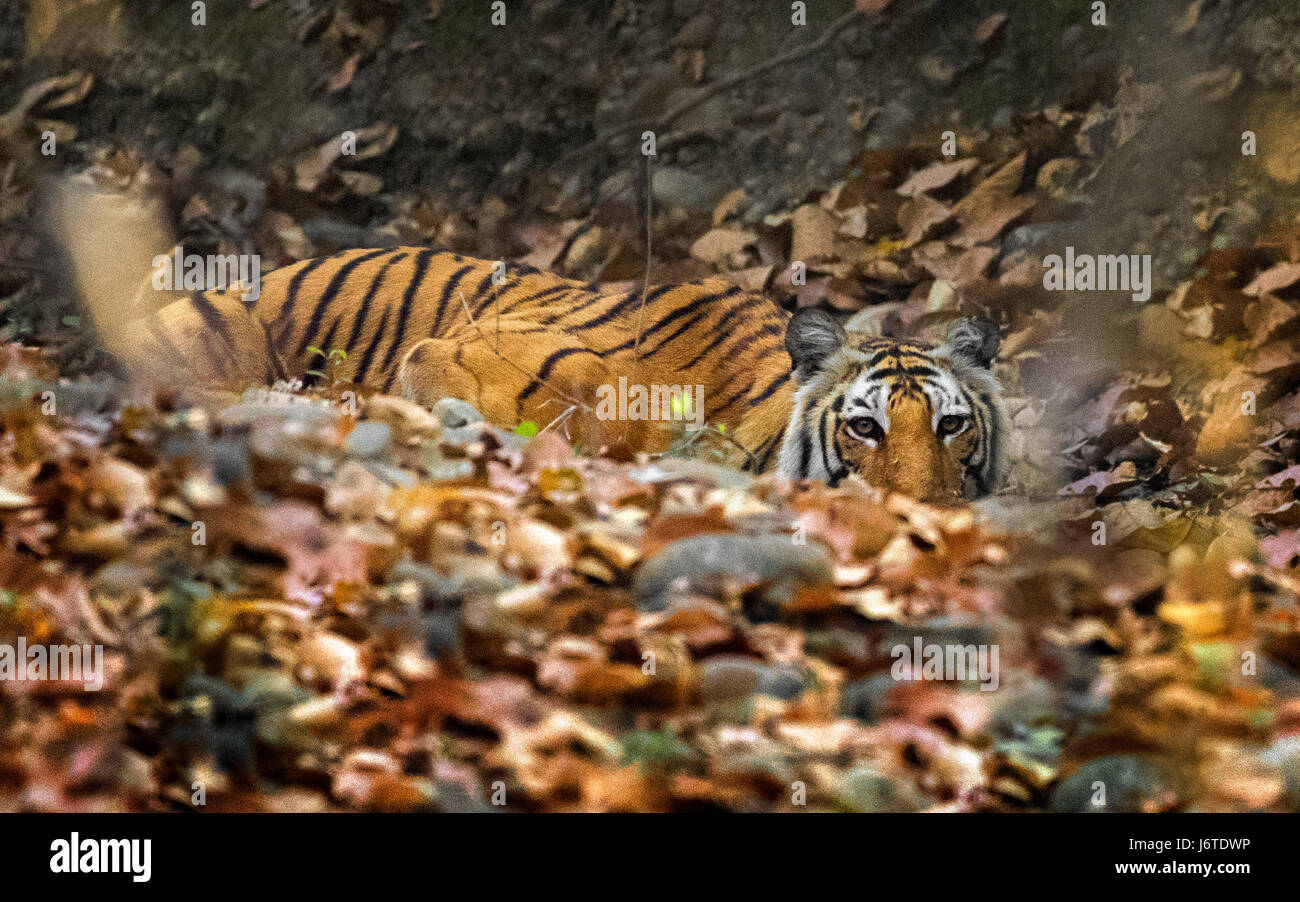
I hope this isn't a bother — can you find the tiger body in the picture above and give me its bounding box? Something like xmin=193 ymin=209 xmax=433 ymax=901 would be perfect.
xmin=119 ymin=246 xmax=1007 ymax=502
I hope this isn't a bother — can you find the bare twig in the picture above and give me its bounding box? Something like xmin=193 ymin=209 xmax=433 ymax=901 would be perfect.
xmin=561 ymin=8 xmax=866 ymax=163
xmin=456 ymin=291 xmax=594 ymax=412
xmin=632 ymin=151 xmax=653 ymax=378
xmin=537 ymin=403 xmax=579 ymax=438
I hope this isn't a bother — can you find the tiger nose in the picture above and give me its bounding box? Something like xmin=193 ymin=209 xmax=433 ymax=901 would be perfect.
xmin=886 ymin=453 xmax=960 ymax=504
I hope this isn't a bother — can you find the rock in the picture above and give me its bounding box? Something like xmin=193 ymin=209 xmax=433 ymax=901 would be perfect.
xmin=628 ymin=62 xmax=687 ymax=118
xmin=432 ymin=398 xmax=484 ymax=430
xmin=633 ymin=533 xmax=833 ymax=613
xmin=419 ymin=443 xmax=476 ymax=480
xmin=840 ymin=674 xmax=897 ymax=723
xmin=990 ymin=675 xmax=1061 ymax=739
xmin=630 ymin=458 xmax=754 ymax=489
xmin=364 ymin=395 xmax=442 ymax=441
xmin=865 ymin=100 xmax=919 ymax=151
xmin=1001 ymin=222 xmax=1078 ymax=258
xmin=651 ymin=167 xmax=718 ymax=212
xmin=390 ymin=558 xmax=513 ymax=605
xmin=837 ymin=766 xmax=923 ymax=812
xmin=700 ymin=656 xmax=805 ymax=702
xmin=1050 ymin=755 xmax=1190 ymax=812
xmin=344 ymin=421 xmax=392 ymax=459
xmin=209 ymin=435 xmax=251 ymax=484
xmin=665 ymin=89 xmax=732 ymax=140
xmin=220 ymin=396 xmax=339 ymax=431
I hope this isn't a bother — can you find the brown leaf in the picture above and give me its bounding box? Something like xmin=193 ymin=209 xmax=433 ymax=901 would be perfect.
xmin=896 ymin=158 xmax=978 ymax=198
xmin=899 ymin=194 xmax=953 ymax=247
xmin=789 ymin=204 xmax=838 ymax=264
xmin=974 ymin=12 xmax=1008 ymax=45
xmin=1244 ymin=261 xmax=1300 ymax=297
xmin=327 ymin=53 xmax=360 ymax=93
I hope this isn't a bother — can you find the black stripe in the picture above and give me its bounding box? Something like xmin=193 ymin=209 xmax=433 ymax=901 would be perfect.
xmin=749 ymin=429 xmax=785 ymax=473
xmin=721 ymin=322 xmax=782 ymax=360
xmin=642 ymin=287 xmax=747 ymax=359
xmin=500 ymin=284 xmax=572 ymax=318
xmin=866 ymin=345 xmax=929 ymax=366
xmin=818 ymin=405 xmax=834 ymax=479
xmin=518 ymin=346 xmax=601 ymax=403
xmin=375 ymin=249 xmax=437 ymax=377
xmin=605 ymin=288 xmax=733 ymax=355
xmin=272 ymin=255 xmax=335 ymax=343
xmin=470 ymin=268 xmax=502 ymax=315
xmin=639 ymin=304 xmax=716 ymax=358
xmin=429 ymin=264 xmax=476 ymax=338
xmin=538 ymin=286 xmax=614 ymax=326
xmin=353 ymin=307 xmax=392 ymax=385
xmin=709 ymin=373 xmax=753 ymax=418
xmin=316 ymin=314 xmax=344 ymax=358
xmin=568 ymin=284 xmax=677 ymax=333
xmin=797 ymin=432 xmax=813 ymax=479
xmin=340 ymin=252 xmax=408 ymax=363
xmin=828 ymin=435 xmax=849 ymax=487
xmin=260 ymin=320 xmax=288 ymax=383
xmin=748 ymin=370 xmax=790 ymax=407
xmin=294 ymin=249 xmax=391 ymax=357
xmin=876 ymin=364 xmax=941 ymax=379
xmin=679 ymin=295 xmax=759 ymax=369
xmin=189 ymin=292 xmax=237 ymax=357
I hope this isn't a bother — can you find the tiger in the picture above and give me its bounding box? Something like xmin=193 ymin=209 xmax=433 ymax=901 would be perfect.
xmin=114 ymin=246 xmax=1008 ymax=503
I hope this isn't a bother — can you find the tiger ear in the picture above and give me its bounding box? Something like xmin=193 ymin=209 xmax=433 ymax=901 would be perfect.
xmin=785 ymin=308 xmax=847 ymax=380
xmin=944 ymin=318 xmax=1000 ymax=369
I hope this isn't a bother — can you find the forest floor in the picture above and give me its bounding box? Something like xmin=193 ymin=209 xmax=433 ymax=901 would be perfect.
xmin=0 ymin=0 xmax=1299 ymax=811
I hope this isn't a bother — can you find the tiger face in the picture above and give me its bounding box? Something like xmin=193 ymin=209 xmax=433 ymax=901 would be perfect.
xmin=778 ymin=311 xmax=1007 ymax=503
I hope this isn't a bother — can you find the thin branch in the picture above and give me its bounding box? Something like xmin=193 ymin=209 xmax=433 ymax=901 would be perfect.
xmin=456 ymin=291 xmax=594 ymax=412
xmin=537 ymin=403 xmax=579 ymax=438
xmin=632 ymin=151 xmax=653 ymax=377
xmin=561 ymin=8 xmax=866 ymax=163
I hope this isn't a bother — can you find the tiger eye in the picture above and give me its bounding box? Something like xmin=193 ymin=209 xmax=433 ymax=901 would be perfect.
xmin=847 ymin=416 xmax=884 ymax=442
xmin=938 ymin=414 xmax=968 ymax=436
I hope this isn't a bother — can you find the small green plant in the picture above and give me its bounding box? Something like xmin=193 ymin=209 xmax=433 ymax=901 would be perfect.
xmin=621 ymin=727 xmax=697 ymax=774
xmin=305 ymin=346 xmax=348 ymax=384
